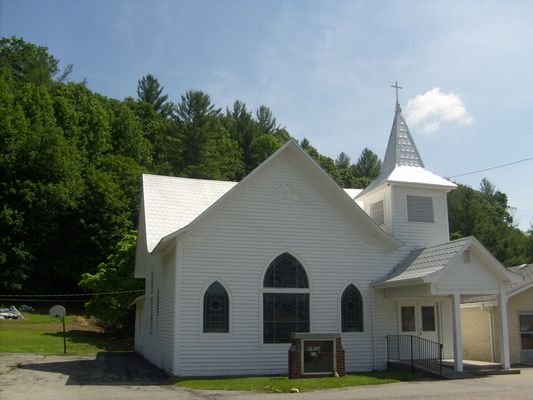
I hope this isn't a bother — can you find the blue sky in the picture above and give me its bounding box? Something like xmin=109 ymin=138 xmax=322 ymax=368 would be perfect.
xmin=2 ymin=0 xmax=533 ymax=230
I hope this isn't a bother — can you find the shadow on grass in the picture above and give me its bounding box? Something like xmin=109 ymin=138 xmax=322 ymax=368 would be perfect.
xmin=18 ymin=352 xmax=170 ymax=385
xmin=43 ymin=330 xmax=133 ymax=352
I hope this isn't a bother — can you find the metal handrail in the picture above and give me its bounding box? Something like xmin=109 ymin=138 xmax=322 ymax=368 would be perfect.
xmin=387 ymin=334 xmax=443 ymax=377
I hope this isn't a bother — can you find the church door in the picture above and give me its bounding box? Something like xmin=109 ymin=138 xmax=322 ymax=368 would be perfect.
xmin=399 ymin=302 xmax=439 ymax=343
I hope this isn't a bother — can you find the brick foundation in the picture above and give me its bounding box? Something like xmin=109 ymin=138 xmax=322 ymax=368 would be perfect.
xmin=288 ymin=338 xmax=301 ymax=378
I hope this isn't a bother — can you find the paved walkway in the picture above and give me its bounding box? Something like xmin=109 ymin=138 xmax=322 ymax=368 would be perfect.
xmin=1 ymin=353 xmax=533 ymax=400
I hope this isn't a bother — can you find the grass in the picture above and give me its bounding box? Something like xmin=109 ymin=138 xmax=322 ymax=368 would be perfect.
xmin=0 ymin=313 xmax=132 ymax=354
xmin=174 ymin=371 xmax=422 ymax=393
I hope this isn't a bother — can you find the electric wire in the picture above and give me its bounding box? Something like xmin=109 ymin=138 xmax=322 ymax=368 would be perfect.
xmin=0 ymin=289 xmax=144 ymax=297
xmin=447 ymin=156 xmax=533 ymax=179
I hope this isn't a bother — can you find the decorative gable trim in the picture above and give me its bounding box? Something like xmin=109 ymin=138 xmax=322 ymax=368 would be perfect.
xmin=263 ymin=183 xmax=308 ymax=206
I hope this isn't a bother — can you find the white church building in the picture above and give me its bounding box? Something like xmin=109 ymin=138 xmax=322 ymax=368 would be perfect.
xmin=133 ymin=97 xmax=521 ymax=377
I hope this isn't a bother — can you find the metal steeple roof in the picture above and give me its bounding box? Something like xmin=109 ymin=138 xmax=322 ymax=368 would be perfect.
xmin=382 ymin=102 xmax=425 ymax=172
xmin=356 ymin=89 xmax=455 ymax=198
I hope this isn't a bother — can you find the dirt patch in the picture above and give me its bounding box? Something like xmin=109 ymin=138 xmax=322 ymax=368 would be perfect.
xmin=68 ymin=316 xmax=102 ymax=332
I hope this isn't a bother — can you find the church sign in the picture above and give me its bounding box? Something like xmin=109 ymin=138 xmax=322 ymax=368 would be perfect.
xmin=303 ymin=340 xmax=334 ymax=374
xmin=289 ymin=333 xmax=345 ymax=378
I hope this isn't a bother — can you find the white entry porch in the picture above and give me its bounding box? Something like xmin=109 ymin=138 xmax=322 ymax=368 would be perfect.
xmin=373 ymin=237 xmax=523 ymax=373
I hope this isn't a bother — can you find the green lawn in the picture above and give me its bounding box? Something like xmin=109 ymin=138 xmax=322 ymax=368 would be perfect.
xmin=0 ymin=313 xmax=131 ymax=354
xmin=174 ymin=371 xmax=421 ymax=393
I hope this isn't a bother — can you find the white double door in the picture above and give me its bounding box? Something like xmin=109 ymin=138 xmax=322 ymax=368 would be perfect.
xmin=399 ymin=302 xmax=439 ymax=343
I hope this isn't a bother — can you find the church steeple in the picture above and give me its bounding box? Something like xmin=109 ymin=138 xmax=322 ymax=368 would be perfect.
xmin=356 ymin=83 xmax=454 ymax=198
xmin=355 ymin=83 xmax=457 ymax=248
xmin=381 ymin=99 xmax=425 ymax=175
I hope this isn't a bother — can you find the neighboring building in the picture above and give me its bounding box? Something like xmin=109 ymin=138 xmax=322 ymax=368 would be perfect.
xmin=133 ymin=96 xmax=522 ymax=377
xmin=462 ymin=264 xmax=533 ymax=364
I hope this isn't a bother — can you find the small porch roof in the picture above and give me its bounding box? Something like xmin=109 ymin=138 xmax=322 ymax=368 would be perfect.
xmin=373 ymin=236 xmax=523 ymax=289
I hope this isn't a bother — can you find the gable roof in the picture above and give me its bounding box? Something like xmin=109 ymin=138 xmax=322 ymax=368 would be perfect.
xmin=343 ymin=188 xmax=364 ymax=208
xmin=143 ymin=140 xmax=404 ymax=254
xmin=357 ymin=103 xmax=456 ymax=198
xmin=141 ymin=174 xmax=236 ymax=252
xmin=373 ymin=237 xmax=470 ymax=286
xmin=507 ymin=264 xmax=533 ymax=293
xmin=463 ymin=264 xmax=533 ymax=303
xmin=373 ymin=236 xmax=522 ymax=288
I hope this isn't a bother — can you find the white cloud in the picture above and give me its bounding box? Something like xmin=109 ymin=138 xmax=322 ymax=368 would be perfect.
xmin=404 ymin=88 xmax=473 ymax=134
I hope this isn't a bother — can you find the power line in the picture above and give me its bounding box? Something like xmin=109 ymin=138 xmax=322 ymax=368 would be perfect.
xmin=0 ymin=289 xmax=144 ymax=298
xmin=0 ymin=298 xmax=87 ymax=303
xmin=447 ymin=156 xmax=533 ymax=179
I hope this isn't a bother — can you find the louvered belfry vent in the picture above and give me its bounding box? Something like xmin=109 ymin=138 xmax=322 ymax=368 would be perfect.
xmin=407 ymin=196 xmax=434 ymax=222
xmin=371 ymin=200 xmax=385 ymax=225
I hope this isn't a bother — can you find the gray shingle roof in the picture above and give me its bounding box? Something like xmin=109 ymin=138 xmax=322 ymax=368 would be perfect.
xmin=142 ymin=174 xmax=237 ymax=252
xmin=375 ymin=237 xmax=471 ymax=285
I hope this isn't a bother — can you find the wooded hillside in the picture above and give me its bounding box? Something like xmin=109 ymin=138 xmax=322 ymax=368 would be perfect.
xmin=1 ymin=37 xmax=532 ymax=299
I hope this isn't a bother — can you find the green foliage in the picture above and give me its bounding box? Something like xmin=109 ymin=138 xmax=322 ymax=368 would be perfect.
xmin=336 ymin=152 xmax=351 ymax=169
xmin=0 ymin=36 xmax=59 ymax=85
xmin=137 ymin=74 xmax=169 ymax=114
xmin=355 ymin=148 xmax=382 ymax=179
xmin=248 ymin=134 xmax=282 ymax=169
xmin=256 ymin=105 xmax=278 ymax=135
xmin=79 ymin=230 xmax=142 ymax=330
xmin=448 ymin=179 xmax=531 ymax=266
xmin=174 ymin=90 xmax=222 ymax=169
xmin=195 ymin=130 xmax=245 ymax=180
xmin=107 ymin=99 xmax=152 ymax=165
xmin=50 ymin=82 xmax=112 ymax=161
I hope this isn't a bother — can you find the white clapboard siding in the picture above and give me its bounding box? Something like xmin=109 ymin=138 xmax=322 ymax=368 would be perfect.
xmin=391 ymin=186 xmax=450 ymax=248
xmin=373 ymin=288 xmax=400 ymax=369
xmin=174 ymin=151 xmax=410 ymax=376
xmin=436 ymin=247 xmax=500 ymax=294
xmin=138 ymin=248 xmax=176 ymax=374
xmin=362 ymin=186 xmax=393 ymax=236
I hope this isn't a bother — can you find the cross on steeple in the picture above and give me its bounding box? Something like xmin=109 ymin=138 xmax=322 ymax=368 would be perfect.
xmin=391 ymin=81 xmax=402 ymax=108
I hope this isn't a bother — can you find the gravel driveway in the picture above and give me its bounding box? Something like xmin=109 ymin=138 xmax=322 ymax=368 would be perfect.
xmin=2 ymin=352 xmax=533 ymax=400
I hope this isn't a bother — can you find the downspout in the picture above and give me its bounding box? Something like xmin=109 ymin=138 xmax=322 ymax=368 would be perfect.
xmin=488 ymin=307 xmax=495 ymax=363
xmin=173 ymin=240 xmax=182 ymax=376
xmin=482 ymin=304 xmax=495 ymax=362
xmin=371 ymin=286 xmax=377 ymax=370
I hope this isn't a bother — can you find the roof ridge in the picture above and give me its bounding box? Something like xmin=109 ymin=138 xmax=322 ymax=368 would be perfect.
xmin=143 ymin=173 xmax=237 ymax=184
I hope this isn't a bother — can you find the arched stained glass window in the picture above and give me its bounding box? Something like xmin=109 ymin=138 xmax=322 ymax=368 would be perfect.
xmin=263 ymin=253 xmax=309 ymax=343
xmin=341 ymin=284 xmax=363 ymax=332
xmin=264 ymin=253 xmax=309 ymax=288
xmin=203 ymin=281 xmax=229 ymax=333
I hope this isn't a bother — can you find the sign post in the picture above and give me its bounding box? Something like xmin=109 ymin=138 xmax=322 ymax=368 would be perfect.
xmin=49 ymin=305 xmax=67 ymax=355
